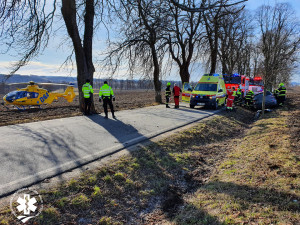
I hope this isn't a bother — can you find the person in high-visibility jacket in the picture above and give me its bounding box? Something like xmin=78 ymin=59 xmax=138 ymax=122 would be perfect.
xmin=245 ymin=90 xmax=254 ymax=106
xmin=172 ymin=83 xmax=182 ymax=108
xmin=99 ymin=81 xmax=115 ymax=119
xmin=235 ymin=88 xmax=242 ymax=105
xmin=275 ymin=83 xmax=287 ymax=106
xmin=165 ymin=82 xmax=171 ymax=108
xmin=82 ymin=79 xmax=94 ymax=115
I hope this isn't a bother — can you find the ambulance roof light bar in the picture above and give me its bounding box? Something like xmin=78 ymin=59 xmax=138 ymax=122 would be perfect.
xmin=204 ymin=73 xmax=220 ymax=76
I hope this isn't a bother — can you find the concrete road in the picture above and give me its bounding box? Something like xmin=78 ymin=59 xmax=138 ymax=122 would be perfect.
xmin=0 ymin=103 xmax=221 ymax=196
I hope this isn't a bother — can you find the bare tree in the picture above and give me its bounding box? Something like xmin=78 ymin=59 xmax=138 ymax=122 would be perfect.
xmin=0 ymin=0 xmax=105 ymax=112
xmin=257 ymin=3 xmax=300 ymax=88
xmin=102 ymin=0 xmax=169 ymax=103
xmin=218 ymin=9 xmax=253 ymax=75
xmin=202 ymin=0 xmax=225 ymax=74
xmin=256 ymin=3 xmax=300 ymax=115
xmin=0 ymin=1 xmax=57 ymax=74
xmin=169 ymin=0 xmax=248 ymax=12
xmin=61 ymin=0 xmax=96 ymax=111
xmin=166 ymin=0 xmax=204 ymax=83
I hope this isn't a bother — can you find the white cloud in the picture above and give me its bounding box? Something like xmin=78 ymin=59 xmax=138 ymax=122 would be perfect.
xmin=0 ymin=61 xmax=76 ymax=77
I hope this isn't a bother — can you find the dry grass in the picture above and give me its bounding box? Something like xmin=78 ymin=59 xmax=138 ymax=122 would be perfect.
xmin=174 ymin=89 xmax=300 ymax=225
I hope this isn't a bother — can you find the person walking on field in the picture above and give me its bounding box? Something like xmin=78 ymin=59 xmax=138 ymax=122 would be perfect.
xmin=173 ymin=83 xmax=182 ymax=108
xmin=82 ymin=79 xmax=94 ymax=115
xmin=165 ymin=82 xmax=171 ymax=108
xmin=99 ymin=81 xmax=116 ymax=119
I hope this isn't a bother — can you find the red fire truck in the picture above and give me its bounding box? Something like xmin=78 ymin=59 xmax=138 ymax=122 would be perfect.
xmin=223 ymin=74 xmax=250 ymax=97
xmin=249 ymin=76 xmax=264 ymax=94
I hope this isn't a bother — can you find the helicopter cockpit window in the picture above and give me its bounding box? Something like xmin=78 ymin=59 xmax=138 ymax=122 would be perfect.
xmin=27 ymin=92 xmax=38 ymax=98
xmin=16 ymin=91 xmax=27 ymax=99
xmin=5 ymin=91 xmax=18 ymax=102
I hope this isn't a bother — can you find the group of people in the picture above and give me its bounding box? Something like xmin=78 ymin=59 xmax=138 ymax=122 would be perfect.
xmin=226 ymin=83 xmax=287 ymax=111
xmin=82 ymin=79 xmax=115 ymax=119
xmin=82 ymin=80 xmax=183 ymax=119
xmin=82 ymin=80 xmax=287 ymax=116
xmin=165 ymin=83 xmax=182 ymax=108
xmin=226 ymin=86 xmax=254 ymax=110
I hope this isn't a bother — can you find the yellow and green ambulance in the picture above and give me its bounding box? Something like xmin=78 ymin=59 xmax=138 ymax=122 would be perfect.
xmin=182 ymin=73 xmax=227 ymax=109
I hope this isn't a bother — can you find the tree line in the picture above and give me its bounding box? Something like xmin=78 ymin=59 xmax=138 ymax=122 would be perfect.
xmin=0 ymin=0 xmax=299 ymax=111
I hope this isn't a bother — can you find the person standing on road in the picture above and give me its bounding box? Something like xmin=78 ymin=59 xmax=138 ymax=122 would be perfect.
xmin=99 ymin=81 xmax=116 ymax=119
xmin=165 ymin=82 xmax=171 ymax=108
xmin=173 ymin=83 xmax=182 ymax=108
xmin=82 ymin=79 xmax=94 ymax=115
xmin=275 ymin=83 xmax=287 ymax=106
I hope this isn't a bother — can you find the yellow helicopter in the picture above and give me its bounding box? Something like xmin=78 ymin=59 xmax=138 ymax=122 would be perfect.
xmin=2 ymin=81 xmax=76 ymax=110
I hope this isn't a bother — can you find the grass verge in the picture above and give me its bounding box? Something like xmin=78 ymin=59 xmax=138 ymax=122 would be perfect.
xmin=174 ymin=89 xmax=300 ymax=225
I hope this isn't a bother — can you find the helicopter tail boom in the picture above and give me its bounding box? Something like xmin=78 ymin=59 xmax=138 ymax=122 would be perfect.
xmin=63 ymin=86 xmax=76 ymax=102
xmin=50 ymin=86 xmax=76 ymax=103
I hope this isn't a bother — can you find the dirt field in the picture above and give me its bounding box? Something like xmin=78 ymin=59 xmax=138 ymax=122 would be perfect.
xmin=0 ymin=90 xmax=164 ymax=126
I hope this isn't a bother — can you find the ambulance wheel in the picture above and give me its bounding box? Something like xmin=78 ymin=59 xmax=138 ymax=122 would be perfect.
xmin=190 ymin=104 xmax=195 ymax=109
xmin=213 ymin=101 xmax=219 ymax=110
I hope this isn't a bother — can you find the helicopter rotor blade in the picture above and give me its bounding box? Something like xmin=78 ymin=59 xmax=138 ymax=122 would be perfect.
xmin=7 ymin=82 xmax=31 ymax=86
xmin=6 ymin=82 xmax=73 ymax=86
xmin=38 ymin=83 xmax=70 ymax=86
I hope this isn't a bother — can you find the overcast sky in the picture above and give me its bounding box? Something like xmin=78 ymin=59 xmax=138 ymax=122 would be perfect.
xmin=0 ymin=0 xmax=299 ymax=82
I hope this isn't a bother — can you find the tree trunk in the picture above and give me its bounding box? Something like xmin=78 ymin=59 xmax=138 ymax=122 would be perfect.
xmin=221 ymin=59 xmax=228 ymax=74
xmin=210 ymin=25 xmax=218 ymax=74
xmin=210 ymin=49 xmax=218 ymax=74
xmin=61 ymin=0 xmax=95 ymax=113
xmin=261 ymin=85 xmax=266 ymax=118
xmin=151 ymin=44 xmax=162 ymax=103
xmin=179 ymin=65 xmax=190 ymax=83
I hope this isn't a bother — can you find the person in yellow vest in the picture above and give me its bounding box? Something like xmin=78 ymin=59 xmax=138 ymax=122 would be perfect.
xmin=165 ymin=82 xmax=171 ymax=108
xmin=275 ymin=83 xmax=287 ymax=106
xmin=99 ymin=81 xmax=115 ymax=119
xmin=82 ymin=79 xmax=94 ymax=115
xmin=235 ymin=88 xmax=242 ymax=105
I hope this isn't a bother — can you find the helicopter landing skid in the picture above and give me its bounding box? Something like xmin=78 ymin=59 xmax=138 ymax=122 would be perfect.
xmin=15 ymin=105 xmax=26 ymax=111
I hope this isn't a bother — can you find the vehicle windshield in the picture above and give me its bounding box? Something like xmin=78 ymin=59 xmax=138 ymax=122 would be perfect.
xmin=194 ymin=83 xmax=217 ymax=92
xmin=224 ymin=76 xmax=241 ymax=84
xmin=250 ymin=78 xmax=264 ymax=86
xmin=5 ymin=91 xmax=28 ymax=102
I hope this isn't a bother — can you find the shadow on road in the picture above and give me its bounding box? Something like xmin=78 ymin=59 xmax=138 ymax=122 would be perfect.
xmin=86 ymin=114 xmax=142 ymax=145
xmin=0 ymin=124 xmax=89 ymax=197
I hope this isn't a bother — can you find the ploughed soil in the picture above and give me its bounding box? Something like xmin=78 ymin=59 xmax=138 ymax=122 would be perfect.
xmin=0 ymin=90 xmax=165 ymax=126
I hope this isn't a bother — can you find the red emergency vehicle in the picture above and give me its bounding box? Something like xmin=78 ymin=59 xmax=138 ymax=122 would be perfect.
xmin=249 ymin=76 xmax=264 ymax=94
xmin=223 ymin=74 xmax=250 ymax=97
